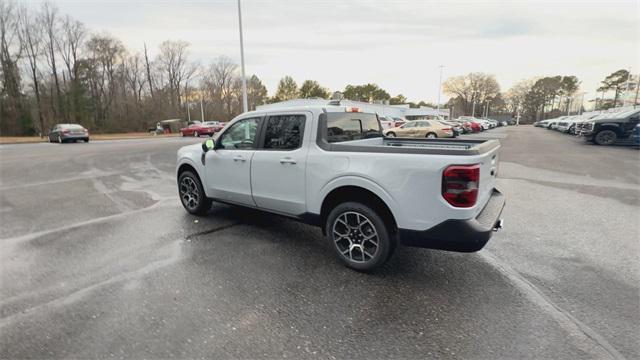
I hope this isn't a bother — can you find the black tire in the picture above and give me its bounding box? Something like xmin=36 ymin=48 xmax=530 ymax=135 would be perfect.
xmin=325 ymin=202 xmax=395 ymax=272
xmin=178 ymin=170 xmax=211 ymax=215
xmin=426 ymin=132 xmax=437 ymax=138
xmin=58 ymin=135 xmax=63 ymax=144
xmin=386 ymin=132 xmax=396 ymax=137
xmin=594 ymin=130 xmax=617 ymax=146
xmin=194 ymin=131 xmax=199 ymax=137
xmin=85 ymin=138 xmax=90 ymax=143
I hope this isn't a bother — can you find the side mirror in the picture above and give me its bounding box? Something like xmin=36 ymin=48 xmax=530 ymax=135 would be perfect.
xmin=202 ymin=138 xmax=215 ymax=153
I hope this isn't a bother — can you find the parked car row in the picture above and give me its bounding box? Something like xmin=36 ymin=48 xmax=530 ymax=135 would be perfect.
xmin=534 ymin=107 xmax=640 ymax=146
xmin=379 ymin=115 xmax=508 ymax=139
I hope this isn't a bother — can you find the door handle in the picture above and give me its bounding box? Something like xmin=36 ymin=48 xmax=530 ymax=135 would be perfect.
xmin=279 ymin=157 xmax=297 ymax=164
xmin=233 ymin=155 xmax=246 ymax=162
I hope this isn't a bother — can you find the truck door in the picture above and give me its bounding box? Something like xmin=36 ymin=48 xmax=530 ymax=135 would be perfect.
xmin=205 ymin=117 xmax=260 ymax=206
xmin=251 ymin=113 xmax=309 ymax=215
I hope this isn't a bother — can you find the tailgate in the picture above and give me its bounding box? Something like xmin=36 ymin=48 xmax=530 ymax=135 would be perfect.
xmin=476 ymin=147 xmax=500 ymax=212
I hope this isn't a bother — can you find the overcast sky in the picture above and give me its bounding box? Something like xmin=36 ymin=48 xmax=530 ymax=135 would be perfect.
xmin=41 ymin=0 xmax=639 ymax=105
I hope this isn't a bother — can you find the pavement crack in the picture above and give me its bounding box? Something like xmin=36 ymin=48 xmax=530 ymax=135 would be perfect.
xmin=185 ymin=222 xmax=241 ymax=241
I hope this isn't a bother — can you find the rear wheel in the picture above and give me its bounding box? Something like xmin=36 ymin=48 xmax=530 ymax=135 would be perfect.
xmin=426 ymin=132 xmax=437 ymax=138
xmin=194 ymin=131 xmax=199 ymax=137
xmin=325 ymin=202 xmax=394 ymax=272
xmin=178 ymin=171 xmax=211 ymax=215
xmin=594 ymin=130 xmax=617 ymax=146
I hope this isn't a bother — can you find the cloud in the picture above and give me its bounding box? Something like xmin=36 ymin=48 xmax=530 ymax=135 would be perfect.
xmin=47 ymin=0 xmax=639 ymax=104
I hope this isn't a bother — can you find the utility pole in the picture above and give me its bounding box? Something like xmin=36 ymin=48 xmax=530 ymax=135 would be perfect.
xmin=436 ymin=65 xmax=444 ymax=111
xmin=471 ymin=91 xmax=477 ymax=117
xmin=237 ymin=0 xmax=248 ymax=113
xmin=187 ymin=102 xmax=191 ymax=122
xmin=634 ymin=73 xmax=639 ymax=108
xmin=200 ymin=96 xmax=205 ymax=121
xmin=623 ymin=66 xmax=632 ymax=106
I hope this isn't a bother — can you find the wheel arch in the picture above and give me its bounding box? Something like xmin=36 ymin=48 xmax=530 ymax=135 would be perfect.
xmin=596 ymin=123 xmax=623 ymax=135
xmin=177 ymin=160 xmax=205 ymax=188
xmin=319 ymin=185 xmax=398 ymax=236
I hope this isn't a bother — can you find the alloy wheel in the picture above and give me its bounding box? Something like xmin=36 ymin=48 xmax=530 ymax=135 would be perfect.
xmin=332 ymin=211 xmax=380 ymax=263
xmin=179 ymin=176 xmax=200 ymax=211
xmin=595 ymin=130 xmax=616 ymax=145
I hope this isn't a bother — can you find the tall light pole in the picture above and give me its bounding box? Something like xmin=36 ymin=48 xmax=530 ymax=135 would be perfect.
xmin=237 ymin=0 xmax=248 ymax=113
xmin=436 ymin=65 xmax=444 ymax=112
xmin=200 ymin=96 xmax=205 ymax=121
xmin=471 ymin=91 xmax=477 ymax=117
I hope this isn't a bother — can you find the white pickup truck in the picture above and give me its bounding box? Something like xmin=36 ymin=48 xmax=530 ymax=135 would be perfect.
xmin=176 ymin=103 xmax=505 ymax=271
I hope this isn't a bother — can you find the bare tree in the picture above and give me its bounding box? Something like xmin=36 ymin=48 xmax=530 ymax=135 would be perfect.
xmin=202 ymin=56 xmax=238 ymax=119
xmin=124 ymin=53 xmax=146 ymax=103
xmin=0 ymin=0 xmax=25 ymax=135
xmin=443 ymin=73 xmax=501 ymax=115
xmin=156 ymin=40 xmax=195 ymax=110
xmin=85 ymin=33 xmax=125 ymax=126
xmin=143 ymin=42 xmax=154 ymax=99
xmin=18 ymin=4 xmax=46 ymax=135
xmin=41 ymin=1 xmax=62 ymax=117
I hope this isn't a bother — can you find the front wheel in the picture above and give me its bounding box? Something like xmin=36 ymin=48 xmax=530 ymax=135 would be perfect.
xmin=594 ymin=130 xmax=617 ymax=146
xmin=325 ymin=202 xmax=394 ymax=271
xmin=386 ymin=132 xmax=396 ymax=137
xmin=178 ymin=171 xmax=211 ymax=215
xmin=194 ymin=131 xmax=199 ymax=137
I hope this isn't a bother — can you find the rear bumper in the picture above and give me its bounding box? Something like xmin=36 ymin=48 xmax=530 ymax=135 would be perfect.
xmin=398 ymin=188 xmax=505 ymax=252
xmin=62 ymin=134 xmax=89 ymax=140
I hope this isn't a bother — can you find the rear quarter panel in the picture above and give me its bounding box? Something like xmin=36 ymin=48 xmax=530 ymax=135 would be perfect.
xmin=306 ymin=144 xmax=500 ymax=231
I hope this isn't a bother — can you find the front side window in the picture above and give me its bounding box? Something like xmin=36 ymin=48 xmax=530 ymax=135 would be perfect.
xmin=219 ymin=118 xmax=259 ymax=149
xmin=326 ymin=112 xmax=382 ymax=143
xmin=263 ymin=114 xmax=305 ymax=150
xmin=402 ymin=122 xmax=415 ymax=128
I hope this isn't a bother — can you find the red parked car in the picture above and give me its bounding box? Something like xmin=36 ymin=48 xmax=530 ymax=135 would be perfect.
xmin=180 ymin=121 xmax=224 ymax=137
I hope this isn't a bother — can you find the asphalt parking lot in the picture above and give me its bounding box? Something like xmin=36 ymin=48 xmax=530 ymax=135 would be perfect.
xmin=1 ymin=127 xmax=638 ymax=359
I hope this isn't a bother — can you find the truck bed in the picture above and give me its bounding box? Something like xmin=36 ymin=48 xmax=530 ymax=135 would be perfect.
xmin=319 ymin=136 xmax=500 ymax=156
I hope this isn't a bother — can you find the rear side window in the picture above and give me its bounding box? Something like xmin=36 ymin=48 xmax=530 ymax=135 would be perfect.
xmin=326 ymin=113 xmax=381 ymax=143
xmin=263 ymin=115 xmax=305 ymax=150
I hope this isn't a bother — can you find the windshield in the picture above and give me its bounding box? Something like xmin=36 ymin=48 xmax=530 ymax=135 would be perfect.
xmin=325 ymin=112 xmax=382 ymax=143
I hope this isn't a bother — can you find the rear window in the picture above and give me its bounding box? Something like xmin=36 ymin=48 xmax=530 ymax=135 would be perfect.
xmin=65 ymin=124 xmax=84 ymax=130
xmin=326 ymin=112 xmax=382 ymax=143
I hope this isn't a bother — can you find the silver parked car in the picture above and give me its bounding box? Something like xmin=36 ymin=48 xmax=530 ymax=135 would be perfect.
xmin=48 ymin=124 xmax=90 ymax=143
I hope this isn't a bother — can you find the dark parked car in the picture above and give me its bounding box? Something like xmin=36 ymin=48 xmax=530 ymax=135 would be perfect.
xmin=48 ymin=124 xmax=89 ymax=143
xmin=632 ymin=123 xmax=640 ymax=146
xmin=580 ymin=109 xmax=640 ymax=145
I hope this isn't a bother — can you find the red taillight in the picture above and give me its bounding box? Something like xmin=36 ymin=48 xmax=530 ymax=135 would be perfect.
xmin=442 ymin=164 xmax=480 ymax=208
xmin=442 ymin=128 xmax=451 ymax=131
